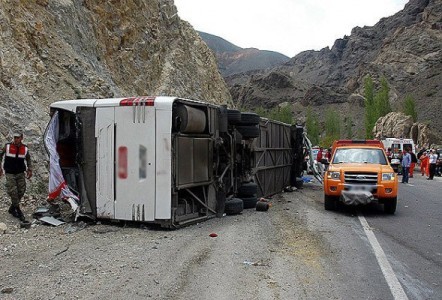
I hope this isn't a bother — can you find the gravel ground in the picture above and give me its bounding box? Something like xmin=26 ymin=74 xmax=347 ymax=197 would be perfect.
xmin=1 ymin=183 xmax=342 ymax=300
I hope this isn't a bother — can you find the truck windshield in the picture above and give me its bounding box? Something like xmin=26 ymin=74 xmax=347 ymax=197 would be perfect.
xmin=332 ymin=148 xmax=388 ymax=165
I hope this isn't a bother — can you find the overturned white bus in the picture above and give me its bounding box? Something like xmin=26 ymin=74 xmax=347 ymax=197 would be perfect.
xmin=44 ymin=96 xmax=305 ymax=228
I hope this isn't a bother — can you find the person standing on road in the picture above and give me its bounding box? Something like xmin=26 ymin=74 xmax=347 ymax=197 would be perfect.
xmin=427 ymin=149 xmax=438 ymax=180
xmin=409 ymin=151 xmax=417 ymax=178
xmin=420 ymin=152 xmax=429 ymax=176
xmin=401 ymin=148 xmax=411 ymax=184
xmin=417 ymin=148 xmax=425 ymax=160
xmin=0 ymin=132 xmax=33 ymax=221
xmin=386 ymin=147 xmax=392 ymax=163
xmin=436 ymin=157 xmax=442 ymax=176
xmin=323 ymin=148 xmax=332 ymax=171
xmin=316 ymin=147 xmax=324 ymax=174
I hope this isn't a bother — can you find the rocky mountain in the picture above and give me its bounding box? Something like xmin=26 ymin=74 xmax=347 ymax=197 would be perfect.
xmin=227 ymin=0 xmax=442 ymax=144
xmin=0 ymin=0 xmax=232 ymax=191
xmin=198 ymin=31 xmax=290 ymax=77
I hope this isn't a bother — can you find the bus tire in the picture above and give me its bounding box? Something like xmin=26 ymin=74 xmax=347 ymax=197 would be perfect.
xmin=237 ymin=182 xmax=258 ymax=196
xmin=241 ymin=195 xmax=258 ymax=209
xmin=236 ymin=125 xmax=260 ymax=139
xmin=239 ymin=112 xmax=260 ymax=125
xmin=225 ymin=198 xmax=244 ymax=215
xmin=227 ymin=109 xmax=241 ymax=125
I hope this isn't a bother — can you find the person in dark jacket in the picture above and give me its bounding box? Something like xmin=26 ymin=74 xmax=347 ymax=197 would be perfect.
xmin=401 ymin=148 xmax=411 ymax=184
xmin=409 ymin=151 xmax=418 ymax=178
xmin=0 ymin=132 xmax=33 ymax=221
xmin=428 ymin=149 xmax=438 ymax=180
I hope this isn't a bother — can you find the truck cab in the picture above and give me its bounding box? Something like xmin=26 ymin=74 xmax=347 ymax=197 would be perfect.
xmin=323 ymin=140 xmax=398 ymax=213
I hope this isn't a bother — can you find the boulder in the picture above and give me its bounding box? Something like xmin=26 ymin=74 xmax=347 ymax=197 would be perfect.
xmin=373 ymin=112 xmax=437 ymax=147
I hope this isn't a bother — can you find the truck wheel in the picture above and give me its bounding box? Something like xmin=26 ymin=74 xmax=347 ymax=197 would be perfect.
xmin=324 ymin=195 xmax=337 ymax=211
xmin=224 ymin=198 xmax=244 ymax=215
xmin=241 ymin=195 xmax=258 ymax=209
xmin=239 ymin=112 xmax=260 ymax=125
xmin=237 ymin=182 xmax=258 ymax=196
xmin=227 ymin=109 xmax=241 ymax=125
xmin=384 ymin=197 xmax=397 ymax=214
xmin=236 ymin=125 xmax=260 ymax=139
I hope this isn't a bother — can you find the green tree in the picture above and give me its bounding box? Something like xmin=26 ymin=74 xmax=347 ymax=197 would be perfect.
xmin=403 ymin=95 xmax=417 ymax=122
xmin=252 ymin=105 xmax=293 ymax=124
xmin=357 ymin=127 xmax=365 ymax=139
xmin=364 ymin=75 xmax=376 ymax=138
xmin=253 ymin=106 xmax=269 ymax=119
xmin=345 ymin=116 xmax=353 ymax=139
xmin=269 ymin=105 xmax=293 ymax=124
xmin=321 ymin=108 xmax=341 ymax=147
xmin=374 ymin=77 xmax=391 ymax=118
xmin=306 ymin=107 xmax=320 ymax=146
xmin=364 ymin=76 xmax=392 ymax=138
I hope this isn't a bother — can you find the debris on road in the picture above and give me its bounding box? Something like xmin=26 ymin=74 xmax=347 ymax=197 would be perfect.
xmin=64 ymin=221 xmax=87 ymax=234
xmin=256 ymin=201 xmax=270 ymax=211
xmin=1 ymin=287 xmax=14 ymax=294
xmin=19 ymin=220 xmax=31 ymax=229
xmin=54 ymin=246 xmax=70 ymax=256
xmin=243 ymin=260 xmax=269 ymax=267
xmin=39 ymin=216 xmax=65 ymax=226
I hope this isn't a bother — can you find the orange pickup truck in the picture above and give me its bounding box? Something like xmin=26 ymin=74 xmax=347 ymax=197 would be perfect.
xmin=323 ymin=140 xmax=398 ymax=213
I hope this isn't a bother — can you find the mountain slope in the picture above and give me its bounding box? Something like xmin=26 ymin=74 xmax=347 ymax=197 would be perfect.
xmin=199 ymin=31 xmax=289 ymax=76
xmin=0 ymin=0 xmax=232 ymax=186
xmin=227 ymin=0 xmax=442 ymax=143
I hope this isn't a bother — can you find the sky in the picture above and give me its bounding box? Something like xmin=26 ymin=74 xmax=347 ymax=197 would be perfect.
xmin=174 ymin=0 xmax=409 ymax=57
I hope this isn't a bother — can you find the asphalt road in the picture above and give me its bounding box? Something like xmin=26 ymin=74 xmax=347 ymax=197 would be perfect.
xmin=359 ymin=172 xmax=442 ymax=299
xmin=303 ymin=171 xmax=442 ymax=300
xmin=1 ymin=174 xmax=440 ymax=300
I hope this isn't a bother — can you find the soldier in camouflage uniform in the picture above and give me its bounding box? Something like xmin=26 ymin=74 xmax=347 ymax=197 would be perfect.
xmin=0 ymin=132 xmax=33 ymax=221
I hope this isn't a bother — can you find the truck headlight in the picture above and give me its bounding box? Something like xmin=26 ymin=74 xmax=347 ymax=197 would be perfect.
xmin=382 ymin=173 xmax=395 ymax=181
xmin=327 ymin=171 xmax=340 ymax=179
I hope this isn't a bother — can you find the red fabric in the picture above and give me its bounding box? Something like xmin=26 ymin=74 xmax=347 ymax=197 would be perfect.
xmin=48 ymin=181 xmax=67 ymax=200
xmin=409 ymin=162 xmax=416 ymax=176
xmin=326 ymin=151 xmax=331 ymax=160
xmin=5 ymin=143 xmax=28 ymax=158
xmin=420 ymin=156 xmax=429 ymax=176
xmin=317 ymin=150 xmax=323 ymax=161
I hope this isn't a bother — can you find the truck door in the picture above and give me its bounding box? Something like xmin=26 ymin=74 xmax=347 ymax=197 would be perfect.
xmin=115 ymin=105 xmax=156 ymax=221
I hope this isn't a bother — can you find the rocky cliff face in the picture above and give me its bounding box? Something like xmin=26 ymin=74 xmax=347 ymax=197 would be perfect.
xmin=228 ymin=0 xmax=442 ymax=142
xmin=0 ymin=0 xmax=232 ymax=192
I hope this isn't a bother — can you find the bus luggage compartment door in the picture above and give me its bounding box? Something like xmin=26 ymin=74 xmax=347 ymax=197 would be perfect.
xmin=115 ymin=106 xmax=156 ymax=221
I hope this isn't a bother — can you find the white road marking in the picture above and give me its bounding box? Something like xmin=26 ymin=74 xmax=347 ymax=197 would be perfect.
xmin=358 ymin=214 xmax=409 ymax=300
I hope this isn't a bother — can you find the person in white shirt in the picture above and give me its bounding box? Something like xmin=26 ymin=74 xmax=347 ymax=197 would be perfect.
xmin=428 ymin=149 xmax=438 ymax=180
